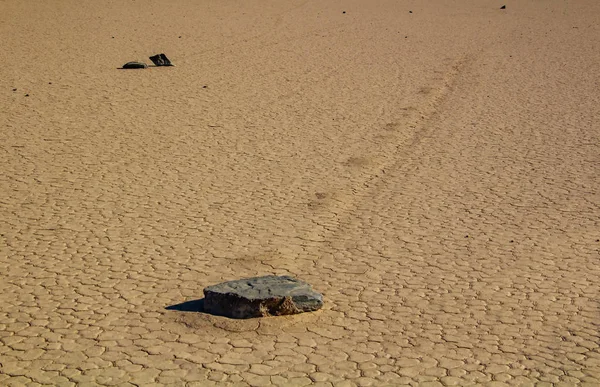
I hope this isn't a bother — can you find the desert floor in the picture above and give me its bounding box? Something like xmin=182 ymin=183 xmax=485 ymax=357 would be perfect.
xmin=1 ymin=0 xmax=599 ymax=386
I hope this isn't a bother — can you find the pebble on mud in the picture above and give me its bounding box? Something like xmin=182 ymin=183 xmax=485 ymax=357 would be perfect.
xmin=149 ymin=53 xmax=174 ymax=67
xmin=203 ymin=275 xmax=323 ymax=319
xmin=122 ymin=61 xmax=148 ymax=69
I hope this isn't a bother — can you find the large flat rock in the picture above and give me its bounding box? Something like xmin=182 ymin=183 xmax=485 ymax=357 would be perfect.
xmin=203 ymin=275 xmax=323 ymax=319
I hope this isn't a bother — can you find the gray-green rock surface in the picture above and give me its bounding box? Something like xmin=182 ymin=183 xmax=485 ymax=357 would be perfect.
xmin=122 ymin=61 xmax=147 ymax=69
xmin=203 ymin=275 xmax=323 ymax=319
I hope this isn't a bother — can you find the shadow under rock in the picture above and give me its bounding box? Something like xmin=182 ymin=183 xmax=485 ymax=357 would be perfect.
xmin=166 ymin=298 xmax=205 ymax=312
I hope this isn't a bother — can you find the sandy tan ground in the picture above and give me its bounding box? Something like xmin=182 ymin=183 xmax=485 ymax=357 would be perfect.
xmin=1 ymin=0 xmax=599 ymax=385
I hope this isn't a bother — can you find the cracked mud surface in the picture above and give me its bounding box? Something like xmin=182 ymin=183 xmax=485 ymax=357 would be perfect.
xmin=1 ymin=0 xmax=599 ymax=386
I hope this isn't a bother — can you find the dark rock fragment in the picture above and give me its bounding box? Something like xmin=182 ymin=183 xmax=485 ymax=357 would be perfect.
xmin=122 ymin=61 xmax=148 ymax=69
xmin=149 ymin=53 xmax=174 ymax=67
xmin=203 ymin=275 xmax=323 ymax=319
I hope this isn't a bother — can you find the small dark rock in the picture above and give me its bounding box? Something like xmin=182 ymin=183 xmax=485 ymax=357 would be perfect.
xmin=202 ymin=85 xmax=207 ymax=89
xmin=122 ymin=61 xmax=148 ymax=69
xmin=409 ymin=10 xmax=413 ymax=13
xmin=342 ymin=11 xmax=346 ymax=14
xmin=12 ymin=88 xmax=17 ymax=92
xmin=149 ymin=53 xmax=174 ymax=67
xmin=203 ymin=275 xmax=323 ymax=319
xmin=25 ymin=94 xmax=29 ymax=97
xmin=500 ymin=5 xmax=506 ymax=9
xmin=510 ymin=240 xmax=514 ymax=243
xmin=179 ymin=36 xmax=182 ymax=38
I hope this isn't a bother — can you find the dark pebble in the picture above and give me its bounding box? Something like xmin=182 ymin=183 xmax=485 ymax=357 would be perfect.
xmin=465 ymin=235 xmax=469 ymax=238
xmin=48 ymin=82 xmax=52 ymax=85
xmin=409 ymin=10 xmax=412 ymax=13
xmin=179 ymin=36 xmax=182 ymax=38
xmin=122 ymin=61 xmax=148 ymax=69
xmin=25 ymin=94 xmax=29 ymax=97
xmin=342 ymin=11 xmax=346 ymax=14
xmin=203 ymin=85 xmax=207 ymax=89
xmin=12 ymin=88 xmax=17 ymax=92
xmin=501 ymin=5 xmax=506 ymax=9
xmin=510 ymin=240 xmax=514 ymax=243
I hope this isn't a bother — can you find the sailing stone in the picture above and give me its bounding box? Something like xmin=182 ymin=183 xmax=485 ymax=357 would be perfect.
xmin=203 ymin=275 xmax=323 ymax=319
